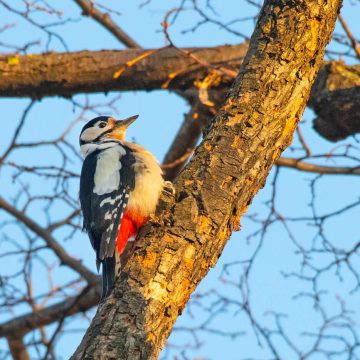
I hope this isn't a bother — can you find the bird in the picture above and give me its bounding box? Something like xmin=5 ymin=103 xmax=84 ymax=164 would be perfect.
xmin=79 ymin=115 xmax=164 ymax=300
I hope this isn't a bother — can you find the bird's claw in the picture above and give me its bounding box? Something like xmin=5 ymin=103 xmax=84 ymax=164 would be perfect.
xmin=163 ymin=181 xmax=176 ymax=197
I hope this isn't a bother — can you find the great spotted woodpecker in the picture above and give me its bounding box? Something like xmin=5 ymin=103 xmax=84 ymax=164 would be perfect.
xmin=79 ymin=115 xmax=164 ymax=300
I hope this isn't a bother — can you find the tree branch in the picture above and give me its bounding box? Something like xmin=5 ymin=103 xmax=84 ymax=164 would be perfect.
xmin=71 ymin=0 xmax=342 ymax=358
xmin=7 ymin=335 xmax=30 ymax=360
xmin=338 ymin=14 xmax=360 ymax=59
xmin=3 ymin=45 xmax=357 ymax=101
xmin=73 ymin=0 xmax=140 ymax=49
xmin=2 ymin=45 xmax=359 ymax=142
xmin=162 ymin=90 xmax=225 ymax=180
xmin=0 ymin=45 xmax=246 ymax=98
xmin=276 ymin=157 xmax=360 ymax=175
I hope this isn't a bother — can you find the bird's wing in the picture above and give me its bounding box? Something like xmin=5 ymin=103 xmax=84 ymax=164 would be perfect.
xmin=79 ymin=147 xmax=135 ymax=266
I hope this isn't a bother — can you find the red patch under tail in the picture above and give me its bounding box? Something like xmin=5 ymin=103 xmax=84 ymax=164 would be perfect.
xmin=117 ymin=210 xmax=147 ymax=254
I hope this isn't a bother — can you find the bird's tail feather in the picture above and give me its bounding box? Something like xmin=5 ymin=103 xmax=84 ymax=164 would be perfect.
xmin=101 ymin=257 xmax=115 ymax=301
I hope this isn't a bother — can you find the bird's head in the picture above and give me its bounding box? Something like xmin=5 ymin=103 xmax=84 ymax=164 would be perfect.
xmin=79 ymin=115 xmax=138 ymax=157
xmin=80 ymin=115 xmax=138 ymax=145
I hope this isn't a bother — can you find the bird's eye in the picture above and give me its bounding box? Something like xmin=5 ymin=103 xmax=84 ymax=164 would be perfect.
xmin=98 ymin=122 xmax=107 ymax=128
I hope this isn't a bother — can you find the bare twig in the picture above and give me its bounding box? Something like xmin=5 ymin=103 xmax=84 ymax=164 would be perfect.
xmin=0 ymin=100 xmax=35 ymax=163
xmin=162 ymin=9 xmax=238 ymax=78
xmin=276 ymin=157 xmax=360 ymax=175
xmin=296 ymin=126 xmax=311 ymax=158
xmin=74 ymin=0 xmax=140 ymax=48
xmin=338 ymin=14 xmax=360 ymax=59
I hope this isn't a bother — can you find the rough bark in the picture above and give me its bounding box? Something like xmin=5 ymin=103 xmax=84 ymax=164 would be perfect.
xmin=71 ymin=0 xmax=342 ymax=359
xmin=310 ymin=61 xmax=360 ymax=141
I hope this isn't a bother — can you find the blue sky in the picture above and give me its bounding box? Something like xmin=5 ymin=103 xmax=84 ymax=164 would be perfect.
xmin=0 ymin=1 xmax=359 ymax=359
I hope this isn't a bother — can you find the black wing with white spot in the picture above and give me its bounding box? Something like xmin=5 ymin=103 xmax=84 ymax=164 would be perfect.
xmin=96 ymin=186 xmax=130 ymax=259
xmin=79 ymin=145 xmax=135 ymax=297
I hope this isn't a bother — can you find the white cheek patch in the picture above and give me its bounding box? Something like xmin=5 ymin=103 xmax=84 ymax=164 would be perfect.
xmin=80 ymin=127 xmax=102 ymax=142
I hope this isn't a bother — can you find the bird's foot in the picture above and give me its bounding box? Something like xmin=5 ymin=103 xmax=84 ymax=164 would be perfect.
xmin=163 ymin=181 xmax=176 ymax=197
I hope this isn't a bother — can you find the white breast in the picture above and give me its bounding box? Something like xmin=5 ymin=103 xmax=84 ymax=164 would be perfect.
xmin=81 ymin=141 xmax=119 ymax=157
xmin=93 ymin=145 xmax=126 ymax=195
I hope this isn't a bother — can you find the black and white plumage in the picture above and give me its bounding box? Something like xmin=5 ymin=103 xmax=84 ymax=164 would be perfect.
xmin=79 ymin=116 xmax=164 ymax=300
xmin=80 ymin=147 xmax=135 ymax=255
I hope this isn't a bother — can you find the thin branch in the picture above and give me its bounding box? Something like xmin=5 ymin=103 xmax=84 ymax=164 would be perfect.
xmin=162 ymin=9 xmax=237 ymax=78
xmin=74 ymin=0 xmax=140 ymax=48
xmin=296 ymin=126 xmax=311 ymax=158
xmin=7 ymin=335 xmax=30 ymax=360
xmin=0 ymin=101 xmax=35 ymax=163
xmin=162 ymin=102 xmax=208 ymax=180
xmin=162 ymin=91 xmax=226 ymax=180
xmin=338 ymin=14 xmax=360 ymax=59
xmin=276 ymin=157 xmax=360 ymax=175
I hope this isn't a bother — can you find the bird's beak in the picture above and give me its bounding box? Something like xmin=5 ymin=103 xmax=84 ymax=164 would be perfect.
xmin=117 ymin=115 xmax=139 ymax=128
xmin=108 ymin=115 xmax=139 ymax=141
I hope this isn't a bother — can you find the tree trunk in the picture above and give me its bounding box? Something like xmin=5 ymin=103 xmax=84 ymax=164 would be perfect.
xmin=71 ymin=0 xmax=342 ymax=358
